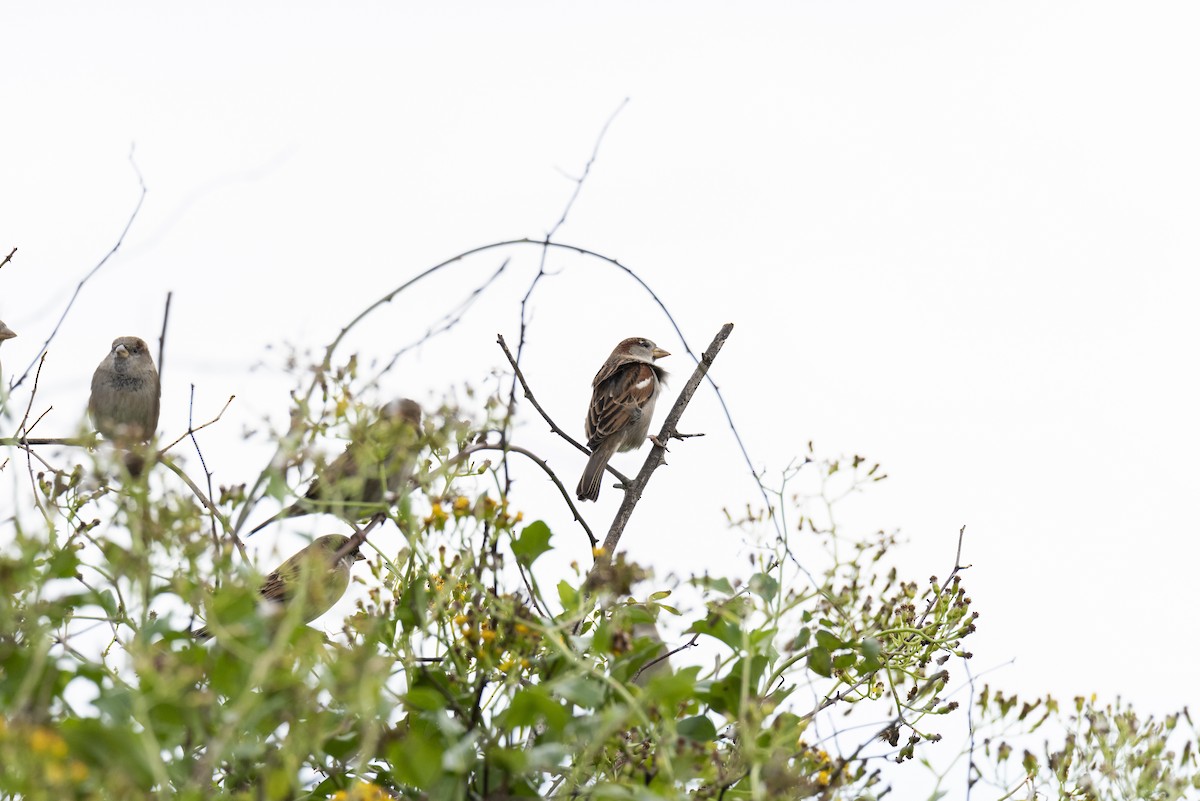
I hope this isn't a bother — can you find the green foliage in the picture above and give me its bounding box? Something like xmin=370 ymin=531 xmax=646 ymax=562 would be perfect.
xmin=1 ymin=361 xmax=1194 ymax=801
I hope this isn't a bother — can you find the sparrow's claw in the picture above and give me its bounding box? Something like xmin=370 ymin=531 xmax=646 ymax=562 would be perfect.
xmin=649 ymin=434 xmax=668 ymax=451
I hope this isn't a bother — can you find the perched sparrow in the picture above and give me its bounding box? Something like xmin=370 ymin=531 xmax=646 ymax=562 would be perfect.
xmin=88 ymin=336 xmax=160 ymax=445
xmin=248 ymin=399 xmax=423 ymax=536
xmin=576 ymin=337 xmax=669 ymax=502
xmin=193 ymin=534 xmax=365 ymax=640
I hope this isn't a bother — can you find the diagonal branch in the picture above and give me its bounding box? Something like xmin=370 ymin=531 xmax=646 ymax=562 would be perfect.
xmin=12 ymin=147 xmax=147 ymax=391
xmin=595 ymin=323 xmax=734 ymax=564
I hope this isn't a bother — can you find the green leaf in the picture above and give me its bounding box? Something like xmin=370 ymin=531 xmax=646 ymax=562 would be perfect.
xmin=790 ymin=627 xmax=811 ymax=650
xmin=859 ymin=636 xmax=883 ymax=673
xmin=814 ymin=630 xmax=842 ymax=651
xmin=500 ymin=686 xmax=570 ymax=734
xmin=46 ymin=546 xmax=81 ymax=579
xmin=405 ymin=686 xmax=448 ymax=712
xmin=557 ymin=580 xmax=579 ymax=613
xmin=808 ymin=647 xmax=832 ymax=678
xmin=833 ymin=652 xmax=856 ymax=671
xmin=748 ymin=572 xmax=779 ymax=601
xmin=387 ymin=721 xmax=444 ymax=789
xmin=677 ymin=715 xmax=717 ymax=741
xmin=552 ymin=675 xmax=606 ymax=709
xmin=511 ymin=520 xmax=553 ymax=567
xmin=687 ymin=616 xmax=743 ymax=651
xmin=689 ymin=575 xmax=735 ymax=595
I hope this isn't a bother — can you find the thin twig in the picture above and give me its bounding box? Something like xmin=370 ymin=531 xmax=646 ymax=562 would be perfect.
xmin=503 ymin=100 xmax=628 ymax=497
xmin=632 ymin=632 xmax=699 ymax=683
xmin=186 ymin=385 xmax=223 ymax=553
xmin=367 ymin=259 xmax=510 ymax=388
xmin=595 ymin=323 xmax=734 ymax=563
xmin=12 ymin=147 xmax=147 ymax=391
xmin=0 ymin=247 xmax=15 ymax=271
xmin=157 ymin=291 xmax=173 ymax=382
xmin=158 ymin=395 xmax=235 ymax=454
xmin=450 ymin=441 xmax=596 ymax=548
xmin=18 ymin=354 xmax=53 ymax=525
xmin=0 ymin=437 xmax=90 ymax=447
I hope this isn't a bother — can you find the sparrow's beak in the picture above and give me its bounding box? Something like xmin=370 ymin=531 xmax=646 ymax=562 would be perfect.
xmin=651 ymin=347 xmax=670 ymax=360
xmin=353 ymin=551 xmax=366 ymax=562
xmin=0 ymin=323 xmax=15 ymax=341
xmin=114 ymin=344 xmax=129 ymax=359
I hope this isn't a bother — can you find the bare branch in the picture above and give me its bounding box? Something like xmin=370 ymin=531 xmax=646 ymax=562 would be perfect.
xmin=595 ymin=323 xmax=735 ymax=563
xmin=157 ymin=291 xmax=173 ymax=383
xmin=12 ymin=147 xmax=147 ymax=391
xmin=0 ymin=437 xmax=90 ymax=447
xmin=366 ymin=259 xmax=511 ymax=389
xmin=0 ymin=247 xmax=15 ymax=271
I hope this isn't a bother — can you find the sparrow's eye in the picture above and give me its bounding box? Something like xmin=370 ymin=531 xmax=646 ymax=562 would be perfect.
xmin=639 ymin=338 xmax=650 ymax=348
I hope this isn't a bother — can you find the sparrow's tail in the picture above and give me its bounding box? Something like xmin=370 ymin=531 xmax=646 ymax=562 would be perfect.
xmin=576 ymin=439 xmax=619 ymax=502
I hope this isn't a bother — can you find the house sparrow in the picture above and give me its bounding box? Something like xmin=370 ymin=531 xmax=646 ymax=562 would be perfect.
xmin=193 ymin=534 xmax=365 ymax=640
xmin=576 ymin=337 xmax=669 ymax=501
xmin=88 ymin=336 xmax=160 ymax=445
xmin=248 ymin=399 xmax=423 ymax=536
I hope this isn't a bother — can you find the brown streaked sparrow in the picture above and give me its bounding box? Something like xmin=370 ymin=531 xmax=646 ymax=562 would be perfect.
xmin=192 ymin=534 xmax=365 ymax=640
xmin=576 ymin=337 xmax=669 ymax=502
xmin=88 ymin=336 xmax=161 ymax=445
xmin=248 ymin=399 xmax=423 ymax=536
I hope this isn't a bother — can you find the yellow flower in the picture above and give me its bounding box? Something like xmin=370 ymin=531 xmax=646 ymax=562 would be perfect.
xmin=452 ymin=496 xmax=471 ymax=517
xmin=29 ymin=727 xmax=67 ymax=759
xmin=332 ymin=781 xmax=390 ymax=801
xmin=816 ymin=768 xmax=832 ymax=787
xmin=425 ymin=502 xmax=448 ymax=529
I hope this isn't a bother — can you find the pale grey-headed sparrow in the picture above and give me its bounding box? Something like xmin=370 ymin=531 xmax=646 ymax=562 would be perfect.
xmin=88 ymin=336 xmax=161 ymax=445
xmin=576 ymin=337 xmax=669 ymax=501
xmin=248 ymin=399 xmax=422 ymax=536
xmin=192 ymin=533 xmax=365 ymax=640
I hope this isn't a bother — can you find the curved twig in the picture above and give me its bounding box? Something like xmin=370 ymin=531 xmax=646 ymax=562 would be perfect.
xmin=450 ymin=441 xmax=596 ymax=548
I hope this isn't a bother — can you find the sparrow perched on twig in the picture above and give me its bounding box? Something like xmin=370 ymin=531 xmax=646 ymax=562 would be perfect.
xmin=576 ymin=337 xmax=670 ymax=502
xmin=192 ymin=534 xmax=365 ymax=640
xmin=88 ymin=336 xmax=160 ymax=445
xmin=248 ymin=399 xmax=423 ymax=536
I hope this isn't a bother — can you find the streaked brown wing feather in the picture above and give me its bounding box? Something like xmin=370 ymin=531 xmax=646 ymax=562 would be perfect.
xmin=585 ymin=362 xmax=659 ymax=448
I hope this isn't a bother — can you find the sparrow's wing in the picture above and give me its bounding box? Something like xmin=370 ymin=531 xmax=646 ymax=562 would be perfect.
xmin=585 ymin=361 xmax=660 ymax=448
xmin=258 ymin=565 xmax=297 ymax=605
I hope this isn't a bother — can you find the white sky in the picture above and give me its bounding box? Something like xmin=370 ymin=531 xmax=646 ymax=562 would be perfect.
xmin=3 ymin=0 xmax=1199 ymax=790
